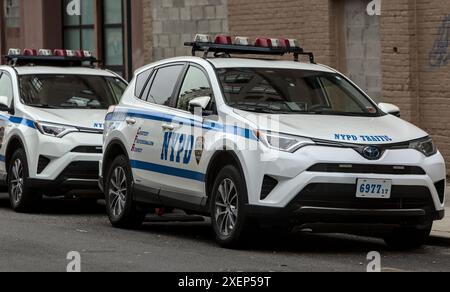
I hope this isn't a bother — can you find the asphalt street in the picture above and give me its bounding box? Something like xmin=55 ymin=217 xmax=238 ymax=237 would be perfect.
xmin=0 ymin=193 xmax=450 ymax=272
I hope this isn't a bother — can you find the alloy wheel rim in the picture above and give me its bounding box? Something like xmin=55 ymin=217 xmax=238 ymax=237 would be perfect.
xmin=109 ymin=166 xmax=127 ymax=217
xmin=11 ymin=159 xmax=24 ymax=205
xmin=215 ymin=178 xmax=238 ymax=236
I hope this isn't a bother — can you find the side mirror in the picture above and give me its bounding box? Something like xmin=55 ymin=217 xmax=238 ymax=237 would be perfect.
xmin=0 ymin=96 xmax=10 ymax=112
xmin=189 ymin=96 xmax=212 ymax=115
xmin=378 ymin=102 xmax=400 ymax=117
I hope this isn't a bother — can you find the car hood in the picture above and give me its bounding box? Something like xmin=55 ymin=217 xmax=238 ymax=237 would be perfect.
xmin=26 ymin=107 xmax=107 ymax=130
xmin=234 ymin=110 xmax=428 ymax=144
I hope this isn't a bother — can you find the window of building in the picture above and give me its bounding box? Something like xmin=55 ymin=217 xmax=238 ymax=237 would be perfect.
xmin=4 ymin=0 xmax=20 ymax=28
xmin=62 ymin=0 xmax=125 ymax=76
xmin=103 ymin=0 xmax=125 ymax=76
xmin=63 ymin=0 xmax=96 ymax=54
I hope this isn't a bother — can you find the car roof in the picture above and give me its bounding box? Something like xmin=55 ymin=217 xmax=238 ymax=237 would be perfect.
xmin=9 ymin=66 xmax=118 ymax=77
xmin=134 ymin=56 xmax=336 ymax=75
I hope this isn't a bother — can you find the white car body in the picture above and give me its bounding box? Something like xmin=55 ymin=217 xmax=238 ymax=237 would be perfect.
xmin=102 ymin=56 xmax=446 ymax=245
xmin=0 ymin=65 xmax=125 ymax=199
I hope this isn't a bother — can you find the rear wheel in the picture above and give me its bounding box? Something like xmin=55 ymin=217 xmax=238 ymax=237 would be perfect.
xmin=105 ymin=155 xmax=145 ymax=228
xmin=210 ymin=165 xmax=254 ymax=248
xmin=8 ymin=148 xmax=41 ymax=212
xmin=384 ymin=222 xmax=432 ymax=250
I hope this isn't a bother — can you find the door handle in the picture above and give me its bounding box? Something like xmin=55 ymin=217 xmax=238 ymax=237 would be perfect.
xmin=162 ymin=123 xmax=175 ymax=131
xmin=126 ymin=117 xmax=136 ymax=125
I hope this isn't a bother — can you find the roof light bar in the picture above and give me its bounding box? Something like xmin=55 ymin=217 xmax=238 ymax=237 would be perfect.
xmin=185 ymin=34 xmax=315 ymax=63
xmin=5 ymin=48 xmax=98 ymax=67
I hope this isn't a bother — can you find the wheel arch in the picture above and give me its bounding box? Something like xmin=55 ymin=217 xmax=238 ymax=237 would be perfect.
xmin=5 ymin=135 xmax=26 ymax=173
xmin=103 ymin=139 xmax=130 ymax=182
xmin=204 ymin=150 xmax=248 ymax=205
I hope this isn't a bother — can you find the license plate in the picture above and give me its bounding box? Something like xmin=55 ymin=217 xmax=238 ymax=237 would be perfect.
xmin=356 ymin=179 xmax=392 ymax=199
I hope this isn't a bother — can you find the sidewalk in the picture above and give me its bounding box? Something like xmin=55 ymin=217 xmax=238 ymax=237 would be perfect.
xmin=431 ymin=185 xmax=450 ymax=239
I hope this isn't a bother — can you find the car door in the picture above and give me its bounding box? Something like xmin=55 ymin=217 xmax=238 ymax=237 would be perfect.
xmin=0 ymin=71 xmax=14 ymax=178
xmin=157 ymin=64 xmax=216 ymax=209
xmin=128 ymin=63 xmax=187 ymax=194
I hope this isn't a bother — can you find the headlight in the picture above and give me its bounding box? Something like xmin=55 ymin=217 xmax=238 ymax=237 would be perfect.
xmin=35 ymin=121 xmax=79 ymax=138
xmin=255 ymin=130 xmax=315 ymax=153
xmin=410 ymin=137 xmax=437 ymax=157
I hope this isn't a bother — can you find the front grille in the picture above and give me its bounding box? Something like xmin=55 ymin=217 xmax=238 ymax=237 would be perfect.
xmin=58 ymin=161 xmax=99 ymax=180
xmin=37 ymin=156 xmax=51 ymax=174
xmin=307 ymin=164 xmax=426 ymax=175
xmin=435 ymin=180 xmax=446 ymax=204
xmin=71 ymin=146 xmax=103 ymax=154
xmin=292 ymin=183 xmax=434 ymax=212
xmin=261 ymin=176 xmax=278 ymax=200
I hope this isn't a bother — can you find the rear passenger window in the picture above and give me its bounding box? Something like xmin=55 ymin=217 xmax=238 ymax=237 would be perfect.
xmin=146 ymin=65 xmax=183 ymax=106
xmin=135 ymin=69 xmax=153 ymax=98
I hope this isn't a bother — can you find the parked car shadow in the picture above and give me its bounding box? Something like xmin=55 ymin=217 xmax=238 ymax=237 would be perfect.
xmin=0 ymin=193 xmax=106 ymax=215
xmin=138 ymin=220 xmax=392 ymax=254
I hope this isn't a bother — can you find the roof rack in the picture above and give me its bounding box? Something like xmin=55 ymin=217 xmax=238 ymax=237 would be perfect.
xmin=4 ymin=49 xmax=98 ymax=67
xmin=185 ymin=34 xmax=316 ymax=64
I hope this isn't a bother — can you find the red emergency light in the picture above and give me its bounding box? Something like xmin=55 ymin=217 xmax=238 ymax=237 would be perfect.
xmin=23 ymin=49 xmax=37 ymax=56
xmin=214 ymin=35 xmax=232 ymax=45
xmin=254 ymin=38 xmax=272 ymax=48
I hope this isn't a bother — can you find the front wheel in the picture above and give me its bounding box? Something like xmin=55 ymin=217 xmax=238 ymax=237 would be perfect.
xmin=105 ymin=155 xmax=145 ymax=228
xmin=210 ymin=165 xmax=254 ymax=248
xmin=384 ymin=222 xmax=432 ymax=250
xmin=8 ymin=148 xmax=41 ymax=213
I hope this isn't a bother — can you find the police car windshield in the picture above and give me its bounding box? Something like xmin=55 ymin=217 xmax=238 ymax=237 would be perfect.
xmin=19 ymin=74 xmax=126 ymax=109
xmin=217 ymin=68 xmax=381 ymax=117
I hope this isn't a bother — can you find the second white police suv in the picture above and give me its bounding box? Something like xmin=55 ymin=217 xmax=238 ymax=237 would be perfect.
xmin=0 ymin=49 xmax=127 ymax=212
xmin=101 ymin=34 xmax=447 ymax=249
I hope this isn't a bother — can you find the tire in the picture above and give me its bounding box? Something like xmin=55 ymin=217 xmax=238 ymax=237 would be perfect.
xmin=104 ymin=155 xmax=145 ymax=228
xmin=384 ymin=222 xmax=432 ymax=250
xmin=8 ymin=148 xmax=42 ymax=213
xmin=210 ymin=165 xmax=254 ymax=248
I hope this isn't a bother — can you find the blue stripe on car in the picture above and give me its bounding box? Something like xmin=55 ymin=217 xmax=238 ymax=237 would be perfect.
xmin=107 ymin=109 xmax=257 ymax=141
xmin=0 ymin=114 xmax=36 ymax=129
xmin=131 ymin=160 xmax=206 ymax=182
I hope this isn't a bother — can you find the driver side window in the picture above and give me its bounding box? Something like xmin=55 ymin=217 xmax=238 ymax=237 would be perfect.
xmin=0 ymin=72 xmax=14 ymax=108
xmin=177 ymin=66 xmax=213 ymax=112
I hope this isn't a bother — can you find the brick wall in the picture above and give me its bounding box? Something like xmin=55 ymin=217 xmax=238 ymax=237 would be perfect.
xmin=228 ymin=0 xmax=337 ymax=66
xmin=149 ymin=0 xmax=229 ymax=61
xmin=416 ymin=0 xmax=450 ymax=176
xmin=381 ymin=0 xmax=450 ymax=175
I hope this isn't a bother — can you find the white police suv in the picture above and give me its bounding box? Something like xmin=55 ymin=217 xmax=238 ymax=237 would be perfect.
xmin=101 ymin=35 xmax=446 ymax=248
xmin=0 ymin=49 xmax=127 ymax=212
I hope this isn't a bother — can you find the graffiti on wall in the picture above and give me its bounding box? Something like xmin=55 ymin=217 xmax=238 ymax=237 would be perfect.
xmin=430 ymin=14 xmax=450 ymax=67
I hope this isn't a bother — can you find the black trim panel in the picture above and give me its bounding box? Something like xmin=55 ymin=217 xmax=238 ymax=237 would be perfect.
xmin=307 ymin=163 xmax=426 ymax=175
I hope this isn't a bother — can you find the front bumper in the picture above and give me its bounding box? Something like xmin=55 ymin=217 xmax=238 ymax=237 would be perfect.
xmin=240 ymin=145 xmax=446 ymax=224
xmin=27 ymin=160 xmax=102 ymax=196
